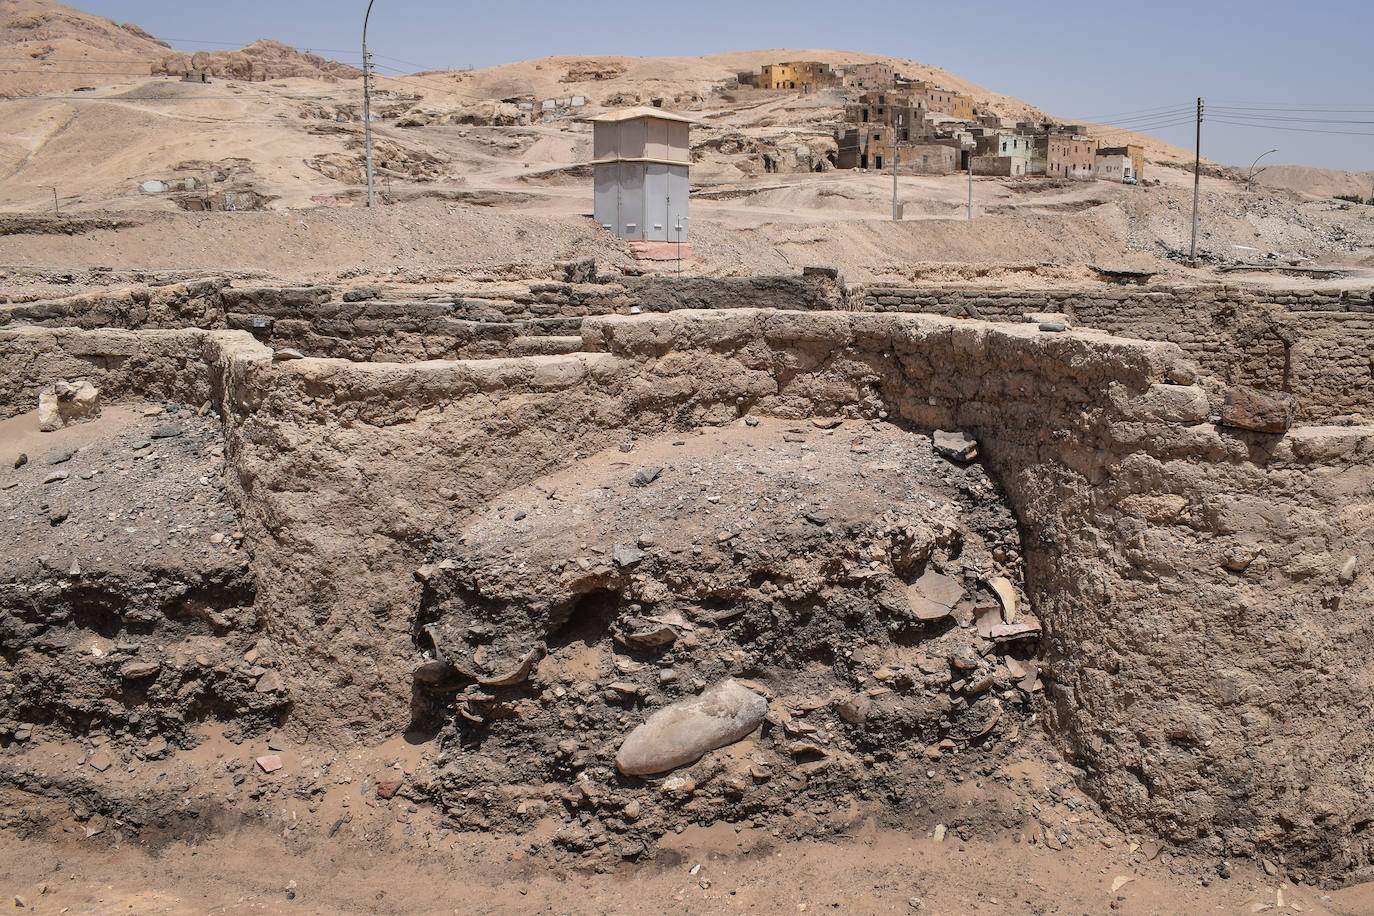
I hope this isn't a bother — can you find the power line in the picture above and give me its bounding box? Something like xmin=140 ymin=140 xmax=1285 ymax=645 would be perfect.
xmin=1093 ymin=119 xmax=1195 ymax=138
xmin=1096 ymin=113 xmax=1197 ymax=130
xmin=1209 ymin=99 xmax=1374 ymax=111
xmin=1208 ymin=117 xmax=1374 ymax=138
xmin=1075 ymin=101 xmax=1194 ymax=122
xmin=0 ymin=68 xmax=155 ymax=75
xmin=0 ymin=56 xmax=155 ymax=64
xmin=1209 ymin=112 xmax=1374 ymax=125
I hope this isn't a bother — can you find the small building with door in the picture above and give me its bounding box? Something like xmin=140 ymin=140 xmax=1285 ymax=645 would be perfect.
xmin=590 ymin=107 xmax=692 ymax=243
xmin=1095 ymin=144 xmax=1144 ymax=182
xmin=1042 ymin=130 xmax=1099 ymax=180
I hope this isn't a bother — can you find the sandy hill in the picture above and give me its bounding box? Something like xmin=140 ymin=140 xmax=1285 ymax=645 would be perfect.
xmin=1251 ymin=164 xmax=1374 ymax=200
xmin=0 ymin=0 xmax=359 ymax=97
xmin=7 ymin=7 xmax=1360 ymax=282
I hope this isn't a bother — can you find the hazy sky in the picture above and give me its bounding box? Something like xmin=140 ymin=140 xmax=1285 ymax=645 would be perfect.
xmin=78 ymin=0 xmax=1374 ymax=172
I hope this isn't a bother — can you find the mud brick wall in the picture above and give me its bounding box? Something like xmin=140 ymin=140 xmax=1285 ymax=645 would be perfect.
xmin=0 ymin=279 xmax=228 ymax=330
xmin=0 ymin=326 xmax=215 ymax=418
xmin=205 ymin=310 xmax=1372 ymax=881
xmin=861 ymin=284 xmax=1374 ymax=422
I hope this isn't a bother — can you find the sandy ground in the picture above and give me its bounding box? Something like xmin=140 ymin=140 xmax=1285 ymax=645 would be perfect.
xmin=4 ymin=727 xmax=1374 ymax=916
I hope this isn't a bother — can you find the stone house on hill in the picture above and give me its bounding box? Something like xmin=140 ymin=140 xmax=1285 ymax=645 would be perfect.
xmin=843 ymin=62 xmax=896 ymax=90
xmin=758 ymin=61 xmax=838 ymax=92
xmin=1043 ymin=131 xmax=1099 ymax=179
xmin=1095 ymin=144 xmax=1145 ymax=182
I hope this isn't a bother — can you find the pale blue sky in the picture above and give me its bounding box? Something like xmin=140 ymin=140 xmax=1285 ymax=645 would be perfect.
xmin=78 ymin=0 xmax=1374 ymax=172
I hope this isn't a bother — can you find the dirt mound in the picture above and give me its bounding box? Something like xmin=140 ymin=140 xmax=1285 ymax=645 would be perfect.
xmin=1251 ymin=164 xmax=1374 ymax=200
xmin=409 ymin=420 xmax=1038 ymax=857
xmin=0 ymin=404 xmax=287 ymax=748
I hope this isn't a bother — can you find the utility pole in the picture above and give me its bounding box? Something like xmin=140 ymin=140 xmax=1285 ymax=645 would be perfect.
xmin=892 ymin=114 xmax=902 ymax=221
xmin=891 ymin=147 xmax=899 ymax=221
xmin=967 ymin=157 xmax=974 ymax=220
xmin=1189 ymin=96 xmax=1203 ymax=267
xmin=362 ymin=0 xmax=378 ymax=208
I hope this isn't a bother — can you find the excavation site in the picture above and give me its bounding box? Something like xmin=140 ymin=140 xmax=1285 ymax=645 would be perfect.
xmin=2 ymin=263 xmax=1372 ymax=913
xmin=2 ymin=4 xmax=1374 ymax=911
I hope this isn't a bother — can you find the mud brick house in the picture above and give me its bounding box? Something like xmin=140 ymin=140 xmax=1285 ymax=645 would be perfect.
xmin=897 ymin=79 xmax=975 ymax=120
xmin=843 ymin=62 xmax=896 ymax=90
xmin=758 ymin=61 xmax=838 ymax=92
xmin=1042 ymin=129 xmax=1099 ymax=179
xmin=972 ymin=131 xmax=1033 ymax=176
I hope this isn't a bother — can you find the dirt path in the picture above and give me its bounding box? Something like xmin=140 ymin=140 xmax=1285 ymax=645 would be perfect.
xmin=2 ymin=814 xmax=1370 ymax=915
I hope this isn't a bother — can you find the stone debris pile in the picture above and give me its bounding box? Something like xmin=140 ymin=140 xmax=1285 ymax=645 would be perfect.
xmin=406 ymin=418 xmax=1042 ymax=857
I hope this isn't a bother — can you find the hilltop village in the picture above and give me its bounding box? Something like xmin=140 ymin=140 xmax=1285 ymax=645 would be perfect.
xmin=744 ymin=59 xmax=1144 ymax=182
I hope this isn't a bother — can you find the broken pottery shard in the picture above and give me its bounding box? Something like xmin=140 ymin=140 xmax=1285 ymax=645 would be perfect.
xmin=986 ymin=576 xmax=1019 ymax=623
xmin=1338 ymin=556 xmax=1358 ymax=585
xmin=256 ymin=754 xmax=283 ymax=773
xmin=1219 ymin=385 xmax=1297 ymax=434
xmin=413 ymin=659 xmax=461 ymax=686
xmin=615 ymin=618 xmax=677 ymax=652
xmin=119 ymin=660 xmax=160 ymax=680
xmin=475 ymin=647 xmax=543 ymax=686
xmin=612 ymin=543 xmax=647 ymax=568
xmin=932 ymin=429 xmax=978 ymax=462
xmin=907 ymin=569 xmax=966 ymax=621
xmin=974 ymin=602 xmax=1001 ymax=638
xmin=989 ymin=620 xmax=1042 ymax=641
xmin=254 ymin=670 xmax=284 ymax=693
xmin=616 ymin=678 xmax=767 ymax=776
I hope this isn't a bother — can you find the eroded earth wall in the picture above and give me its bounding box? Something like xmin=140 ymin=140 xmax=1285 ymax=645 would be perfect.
xmin=3 ymin=299 xmax=1372 ymax=880
xmin=189 ymin=308 xmax=1374 ymax=878
xmin=864 ymin=284 xmax=1374 ymax=423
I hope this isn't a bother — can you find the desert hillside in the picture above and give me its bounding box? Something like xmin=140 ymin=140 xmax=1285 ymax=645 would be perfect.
xmin=1251 ymin=164 xmax=1374 ymax=200
xmin=0 ymin=0 xmax=359 ymax=97
xmin=0 ymin=0 xmax=1369 ymax=284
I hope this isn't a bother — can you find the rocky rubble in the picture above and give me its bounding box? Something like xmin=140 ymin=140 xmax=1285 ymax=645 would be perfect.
xmin=407 ymin=420 xmax=1043 ymax=859
xmin=0 ymin=407 xmax=285 ymax=753
xmin=36 ymin=378 xmax=100 ymax=431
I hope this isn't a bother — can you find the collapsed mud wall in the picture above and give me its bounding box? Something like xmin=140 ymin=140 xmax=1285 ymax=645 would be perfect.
xmin=6 ymin=276 xmax=1371 ymax=426
xmin=175 ymin=308 xmax=1371 ymax=880
xmin=0 ymin=326 xmax=215 ymax=419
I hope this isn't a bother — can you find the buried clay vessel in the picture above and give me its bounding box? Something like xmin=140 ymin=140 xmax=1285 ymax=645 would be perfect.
xmin=616 ymin=678 xmax=767 ymax=776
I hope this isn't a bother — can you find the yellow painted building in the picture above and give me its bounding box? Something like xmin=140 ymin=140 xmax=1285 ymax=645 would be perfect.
xmin=758 ymin=61 xmax=838 ymax=92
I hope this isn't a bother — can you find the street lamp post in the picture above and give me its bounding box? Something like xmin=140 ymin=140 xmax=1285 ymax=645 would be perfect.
xmin=362 ymin=0 xmax=377 ymax=208
xmin=1246 ymin=148 xmax=1279 ymax=193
